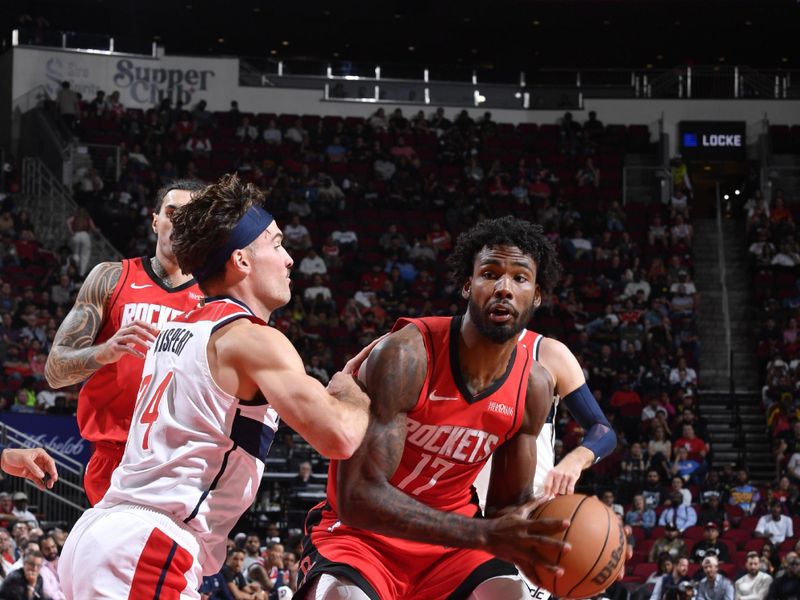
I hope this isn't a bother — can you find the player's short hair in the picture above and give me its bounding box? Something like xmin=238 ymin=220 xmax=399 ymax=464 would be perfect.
xmin=447 ymin=216 xmax=562 ymax=294
xmin=170 ymin=174 xmax=265 ymax=291
xmin=154 ymin=178 xmax=206 ymax=214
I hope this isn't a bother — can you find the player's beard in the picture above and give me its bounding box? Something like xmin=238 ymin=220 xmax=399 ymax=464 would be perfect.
xmin=467 ymin=296 xmax=537 ymax=344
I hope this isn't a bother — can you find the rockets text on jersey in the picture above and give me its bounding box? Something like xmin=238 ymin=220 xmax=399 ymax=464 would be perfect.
xmin=77 ymin=257 xmax=202 ymax=445
xmin=405 ymin=418 xmax=500 ymax=464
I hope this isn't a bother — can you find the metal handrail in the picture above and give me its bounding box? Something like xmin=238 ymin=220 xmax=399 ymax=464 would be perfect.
xmin=715 ymin=183 xmax=743 ymax=465
xmin=21 ymin=157 xmax=122 ymax=264
xmin=714 ymin=183 xmax=733 ymax=382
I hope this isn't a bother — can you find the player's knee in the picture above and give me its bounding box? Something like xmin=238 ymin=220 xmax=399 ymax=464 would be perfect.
xmin=301 ymin=573 xmax=372 ymax=600
xmin=468 ymin=575 xmax=532 ymax=600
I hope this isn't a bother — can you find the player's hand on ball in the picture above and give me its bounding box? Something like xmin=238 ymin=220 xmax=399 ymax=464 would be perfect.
xmin=485 ymin=496 xmax=570 ymax=585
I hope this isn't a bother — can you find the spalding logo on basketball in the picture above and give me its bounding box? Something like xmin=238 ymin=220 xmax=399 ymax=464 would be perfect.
xmin=529 ymin=493 xmax=627 ymax=599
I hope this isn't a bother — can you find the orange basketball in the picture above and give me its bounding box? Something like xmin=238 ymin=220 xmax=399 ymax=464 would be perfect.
xmin=529 ymin=494 xmax=627 ymax=599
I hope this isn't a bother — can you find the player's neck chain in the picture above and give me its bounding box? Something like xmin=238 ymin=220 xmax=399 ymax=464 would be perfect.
xmin=151 ymin=256 xmax=174 ymax=288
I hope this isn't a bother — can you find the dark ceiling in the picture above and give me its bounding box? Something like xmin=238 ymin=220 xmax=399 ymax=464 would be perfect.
xmin=5 ymin=0 xmax=800 ymax=70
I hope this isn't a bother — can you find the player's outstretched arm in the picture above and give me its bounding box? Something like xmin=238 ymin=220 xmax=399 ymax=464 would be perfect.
xmin=1 ymin=448 xmax=58 ymax=491
xmin=539 ymin=338 xmax=616 ymax=496
xmin=485 ymin=361 xmax=553 ymax=516
xmin=45 ymin=262 xmax=159 ymax=388
xmin=223 ymin=323 xmax=370 ymax=460
xmin=337 ymin=326 xmax=569 ymax=580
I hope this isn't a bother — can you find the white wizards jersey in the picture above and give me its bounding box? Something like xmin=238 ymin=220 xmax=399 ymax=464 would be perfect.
xmin=474 ymin=329 xmax=556 ymax=505
xmin=100 ymin=297 xmax=280 ymax=575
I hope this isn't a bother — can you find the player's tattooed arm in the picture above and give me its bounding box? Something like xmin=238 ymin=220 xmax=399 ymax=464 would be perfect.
xmin=338 ymin=326 xmax=564 ymax=564
xmin=485 ymin=361 xmax=554 ymax=516
xmin=45 ymin=259 xmax=161 ymax=389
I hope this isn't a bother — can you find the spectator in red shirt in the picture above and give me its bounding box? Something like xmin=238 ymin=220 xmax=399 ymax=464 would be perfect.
xmin=360 ymin=264 xmax=388 ymax=292
xmin=674 ymin=424 xmax=709 ymax=463
xmin=610 ymin=372 xmax=642 ymax=416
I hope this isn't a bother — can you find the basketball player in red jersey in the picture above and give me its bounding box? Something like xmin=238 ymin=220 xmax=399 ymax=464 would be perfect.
xmin=44 ymin=179 xmax=205 ymax=505
xmin=297 ymin=216 xmax=578 ymax=600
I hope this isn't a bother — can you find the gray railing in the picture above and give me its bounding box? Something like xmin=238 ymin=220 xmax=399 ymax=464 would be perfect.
xmin=21 ymin=157 xmax=122 ymax=263
xmin=714 ymin=183 xmax=733 ymax=383
xmin=0 ymin=423 xmax=89 ymax=526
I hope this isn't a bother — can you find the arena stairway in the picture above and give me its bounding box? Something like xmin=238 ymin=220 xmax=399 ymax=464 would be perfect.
xmin=698 ymin=390 xmax=773 ymax=484
xmin=694 ymin=217 xmax=770 ymax=483
xmin=693 ymin=219 xmax=759 ymax=391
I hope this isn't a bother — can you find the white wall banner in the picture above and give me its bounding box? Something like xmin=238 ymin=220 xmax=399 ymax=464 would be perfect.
xmin=13 ymin=47 xmax=238 ymax=110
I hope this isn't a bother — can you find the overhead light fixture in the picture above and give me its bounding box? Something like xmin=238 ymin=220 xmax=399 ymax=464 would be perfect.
xmin=217 ymin=37 xmax=224 ymax=43
xmin=282 ymin=40 xmax=290 ymax=46
xmin=734 ymin=190 xmax=741 ymax=195
xmin=408 ymin=45 xmax=415 ymax=51
xmin=724 ymin=194 xmax=730 ymax=200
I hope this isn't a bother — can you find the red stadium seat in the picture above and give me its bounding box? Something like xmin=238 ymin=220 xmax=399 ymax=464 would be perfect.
xmin=632 ymin=563 xmax=657 ymax=579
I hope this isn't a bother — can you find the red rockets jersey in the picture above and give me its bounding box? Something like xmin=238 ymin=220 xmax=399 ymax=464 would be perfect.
xmin=325 ymin=315 xmax=537 ymax=515
xmin=77 ymin=257 xmax=203 ymax=444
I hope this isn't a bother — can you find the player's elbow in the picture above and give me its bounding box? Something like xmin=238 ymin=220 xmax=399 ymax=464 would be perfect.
xmin=43 ymin=359 xmax=65 ymax=388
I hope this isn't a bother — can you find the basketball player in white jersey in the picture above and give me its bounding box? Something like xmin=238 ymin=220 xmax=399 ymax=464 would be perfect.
xmin=59 ymin=174 xmax=372 ymax=600
xmin=473 ymin=328 xmax=617 ymax=599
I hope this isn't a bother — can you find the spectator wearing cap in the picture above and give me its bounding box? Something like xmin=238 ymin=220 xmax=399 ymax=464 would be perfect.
xmin=11 ymin=492 xmax=38 ymax=528
xmin=696 ymin=555 xmax=734 ymax=600
xmin=754 ymin=501 xmax=794 ymax=546
xmin=649 ymin=523 xmax=687 ymax=562
xmin=690 ymin=522 xmax=730 ymax=564
xmin=735 ymin=551 xmax=772 ymax=600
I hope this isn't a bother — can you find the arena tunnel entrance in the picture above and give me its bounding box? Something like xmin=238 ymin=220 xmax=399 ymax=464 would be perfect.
xmin=686 ymin=160 xmax=752 ymax=218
